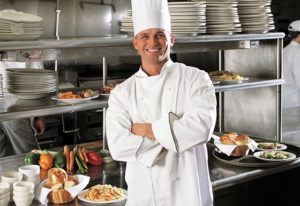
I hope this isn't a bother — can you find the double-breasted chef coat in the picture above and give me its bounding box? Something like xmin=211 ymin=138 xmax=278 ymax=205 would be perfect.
xmin=106 ymin=60 xmax=217 ymax=206
xmin=283 ymin=41 xmax=300 ymax=108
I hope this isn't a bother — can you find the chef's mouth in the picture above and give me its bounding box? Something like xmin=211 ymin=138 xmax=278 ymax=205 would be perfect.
xmin=146 ymin=48 xmax=161 ymax=52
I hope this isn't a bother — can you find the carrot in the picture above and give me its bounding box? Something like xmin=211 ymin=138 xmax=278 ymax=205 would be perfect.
xmin=69 ymin=151 xmax=75 ymax=171
xmin=64 ymin=145 xmax=70 ymax=170
xmin=82 ymin=148 xmax=89 ymax=163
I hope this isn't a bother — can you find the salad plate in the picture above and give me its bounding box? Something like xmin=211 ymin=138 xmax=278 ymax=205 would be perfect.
xmin=256 ymin=142 xmax=287 ymax=151
xmin=253 ymin=150 xmax=296 ymax=162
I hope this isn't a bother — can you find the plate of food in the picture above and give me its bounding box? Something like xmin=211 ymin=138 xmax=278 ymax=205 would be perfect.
xmin=98 ymin=80 xmax=124 ymax=96
xmin=51 ymin=89 xmax=99 ymax=104
xmin=209 ymin=70 xmax=249 ymax=83
xmin=257 ymin=142 xmax=287 ymax=151
xmin=77 ymin=184 xmax=127 ymax=204
xmin=253 ymin=150 xmax=296 ymax=162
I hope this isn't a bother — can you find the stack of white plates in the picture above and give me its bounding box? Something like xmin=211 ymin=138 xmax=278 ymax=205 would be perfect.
xmin=0 ymin=9 xmax=43 ymax=40
xmin=120 ymin=2 xmax=206 ymax=37
xmin=0 ymin=73 xmax=3 ymax=99
xmin=201 ymin=0 xmax=242 ymax=34
xmin=238 ymin=0 xmax=275 ymax=33
xmin=6 ymin=69 xmax=57 ymax=99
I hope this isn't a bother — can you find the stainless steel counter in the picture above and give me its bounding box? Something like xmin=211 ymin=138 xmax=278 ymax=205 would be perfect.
xmin=1 ymin=142 xmax=299 ymax=205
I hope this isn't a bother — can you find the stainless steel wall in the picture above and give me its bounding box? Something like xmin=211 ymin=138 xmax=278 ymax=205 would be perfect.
xmin=0 ymin=0 xmax=131 ymax=38
xmin=223 ymin=40 xmax=279 ymax=140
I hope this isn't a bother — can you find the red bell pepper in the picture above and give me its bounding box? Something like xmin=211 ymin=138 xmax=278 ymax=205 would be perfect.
xmin=87 ymin=152 xmax=103 ymax=166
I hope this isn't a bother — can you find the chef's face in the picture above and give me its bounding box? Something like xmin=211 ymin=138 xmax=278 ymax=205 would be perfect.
xmin=132 ymin=28 xmax=175 ymax=65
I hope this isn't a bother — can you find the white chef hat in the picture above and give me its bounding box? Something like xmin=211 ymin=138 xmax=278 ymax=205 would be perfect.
xmin=131 ymin=0 xmax=171 ymax=36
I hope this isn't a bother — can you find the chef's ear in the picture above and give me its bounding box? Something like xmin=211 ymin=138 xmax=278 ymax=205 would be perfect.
xmin=132 ymin=37 xmax=138 ymax=50
xmin=170 ymin=34 xmax=175 ymax=47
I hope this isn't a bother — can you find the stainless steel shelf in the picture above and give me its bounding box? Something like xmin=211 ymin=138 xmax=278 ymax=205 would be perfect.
xmin=0 ymin=33 xmax=285 ymax=58
xmin=0 ymin=93 xmax=108 ymax=121
xmin=215 ymin=78 xmax=285 ymax=92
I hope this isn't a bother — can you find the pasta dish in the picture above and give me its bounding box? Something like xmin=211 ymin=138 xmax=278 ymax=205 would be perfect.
xmin=84 ymin=184 xmax=124 ymax=201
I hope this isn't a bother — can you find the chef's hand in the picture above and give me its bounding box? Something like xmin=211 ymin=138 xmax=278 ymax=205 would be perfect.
xmin=131 ymin=123 xmax=156 ymax=140
xmin=35 ymin=116 xmax=46 ymax=136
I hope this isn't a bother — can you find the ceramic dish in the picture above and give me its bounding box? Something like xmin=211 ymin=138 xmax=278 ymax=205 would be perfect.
xmin=253 ymin=150 xmax=296 ymax=162
xmin=256 ymin=142 xmax=287 ymax=151
xmin=51 ymin=93 xmax=99 ymax=104
xmin=77 ymin=188 xmax=127 ymax=204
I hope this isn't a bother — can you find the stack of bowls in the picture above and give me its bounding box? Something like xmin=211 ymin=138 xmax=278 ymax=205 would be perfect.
xmin=13 ymin=181 xmax=34 ymax=206
xmin=1 ymin=171 xmax=23 ymax=201
xmin=18 ymin=165 xmax=40 ymax=190
xmin=0 ymin=182 xmax=10 ymax=206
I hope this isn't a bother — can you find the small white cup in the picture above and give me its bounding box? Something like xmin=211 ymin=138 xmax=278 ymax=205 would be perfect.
xmin=0 ymin=182 xmax=10 ymax=195
xmin=13 ymin=190 xmax=34 ymax=197
xmin=0 ymin=196 xmax=9 ymax=206
xmin=13 ymin=181 xmax=34 ymax=193
xmin=18 ymin=165 xmax=40 ymax=178
xmin=1 ymin=172 xmax=23 ymax=184
xmin=0 ymin=192 xmax=9 ymax=200
xmin=13 ymin=194 xmax=34 ymax=206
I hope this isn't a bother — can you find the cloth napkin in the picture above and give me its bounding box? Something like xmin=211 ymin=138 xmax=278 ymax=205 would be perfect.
xmin=35 ymin=174 xmax=90 ymax=204
xmin=212 ymin=134 xmax=258 ymax=156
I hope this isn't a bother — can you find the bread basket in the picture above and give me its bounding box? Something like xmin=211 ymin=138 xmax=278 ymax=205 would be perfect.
xmin=47 ymin=189 xmax=73 ymax=204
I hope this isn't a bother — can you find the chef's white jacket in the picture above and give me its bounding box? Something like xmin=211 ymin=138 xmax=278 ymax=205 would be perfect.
xmin=106 ymin=60 xmax=217 ymax=206
xmin=283 ymin=41 xmax=300 ymax=108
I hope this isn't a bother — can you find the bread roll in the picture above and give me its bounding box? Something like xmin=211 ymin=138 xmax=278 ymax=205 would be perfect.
xmin=235 ymin=134 xmax=250 ymax=146
xmin=48 ymin=168 xmax=67 ymax=185
xmin=220 ymin=134 xmax=236 ymax=145
xmin=47 ymin=190 xmax=73 ymax=204
xmin=231 ymin=145 xmax=250 ymax=156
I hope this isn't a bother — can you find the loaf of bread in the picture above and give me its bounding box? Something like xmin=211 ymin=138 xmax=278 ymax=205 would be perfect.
xmin=44 ymin=168 xmax=78 ymax=204
xmin=220 ymin=133 xmax=251 ymax=156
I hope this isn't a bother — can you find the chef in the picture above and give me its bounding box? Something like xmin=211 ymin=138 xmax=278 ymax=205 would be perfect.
xmin=283 ymin=20 xmax=300 ymax=109
xmin=106 ymin=0 xmax=216 ymax=205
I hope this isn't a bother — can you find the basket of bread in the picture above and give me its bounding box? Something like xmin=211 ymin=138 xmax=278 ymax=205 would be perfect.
xmin=213 ymin=132 xmax=258 ymax=156
xmin=35 ymin=168 xmax=90 ymax=204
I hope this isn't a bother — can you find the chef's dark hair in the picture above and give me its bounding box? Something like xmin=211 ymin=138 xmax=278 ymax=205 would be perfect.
xmin=289 ymin=31 xmax=300 ymax=39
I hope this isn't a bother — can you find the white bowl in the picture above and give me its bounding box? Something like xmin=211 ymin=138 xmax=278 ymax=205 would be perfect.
xmin=0 ymin=192 xmax=9 ymax=200
xmin=0 ymin=196 xmax=9 ymax=206
xmin=1 ymin=172 xmax=23 ymax=184
xmin=13 ymin=194 xmax=34 ymax=206
xmin=18 ymin=165 xmax=40 ymax=177
xmin=23 ymin=175 xmax=40 ymax=182
xmin=13 ymin=190 xmax=33 ymax=197
xmin=13 ymin=181 xmax=34 ymax=192
xmin=0 ymin=182 xmax=10 ymax=195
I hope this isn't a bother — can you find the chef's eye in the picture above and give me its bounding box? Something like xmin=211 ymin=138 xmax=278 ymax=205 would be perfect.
xmin=157 ymin=32 xmax=165 ymax=38
xmin=140 ymin=34 xmax=148 ymax=39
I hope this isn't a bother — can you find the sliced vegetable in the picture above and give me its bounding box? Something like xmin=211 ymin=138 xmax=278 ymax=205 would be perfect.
xmin=24 ymin=152 xmax=40 ymax=165
xmin=87 ymin=152 xmax=103 ymax=166
xmin=39 ymin=154 xmax=54 ymax=169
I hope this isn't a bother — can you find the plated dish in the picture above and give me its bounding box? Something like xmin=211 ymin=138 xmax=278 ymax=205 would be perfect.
xmin=51 ymin=93 xmax=99 ymax=104
xmin=209 ymin=70 xmax=249 ymax=83
xmin=253 ymin=150 xmax=296 ymax=162
xmin=77 ymin=184 xmax=127 ymax=204
xmin=257 ymin=142 xmax=287 ymax=151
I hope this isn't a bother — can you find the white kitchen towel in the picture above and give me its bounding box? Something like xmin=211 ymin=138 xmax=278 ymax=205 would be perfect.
xmin=35 ymin=174 xmax=90 ymax=204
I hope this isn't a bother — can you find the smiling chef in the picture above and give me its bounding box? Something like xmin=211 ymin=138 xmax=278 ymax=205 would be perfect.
xmin=106 ymin=0 xmax=217 ymax=205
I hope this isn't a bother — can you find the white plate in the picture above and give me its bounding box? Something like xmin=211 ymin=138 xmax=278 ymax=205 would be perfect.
xmin=99 ymin=93 xmax=110 ymax=97
xmin=256 ymin=142 xmax=287 ymax=151
xmin=51 ymin=93 xmax=99 ymax=104
xmin=77 ymin=188 xmax=127 ymax=204
xmin=253 ymin=151 xmax=296 ymax=162
xmin=211 ymin=76 xmax=249 ymax=83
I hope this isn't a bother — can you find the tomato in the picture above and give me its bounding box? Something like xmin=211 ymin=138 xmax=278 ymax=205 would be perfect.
xmin=87 ymin=152 xmax=103 ymax=166
xmin=39 ymin=154 xmax=54 ymax=170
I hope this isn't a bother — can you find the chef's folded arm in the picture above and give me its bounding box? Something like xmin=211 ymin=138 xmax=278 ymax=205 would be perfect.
xmin=106 ymin=90 xmax=163 ymax=166
xmin=152 ymin=72 xmax=217 ymax=154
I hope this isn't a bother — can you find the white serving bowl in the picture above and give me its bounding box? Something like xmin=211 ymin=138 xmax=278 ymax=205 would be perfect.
xmin=18 ymin=165 xmax=40 ymax=177
xmin=23 ymin=174 xmax=40 ymax=182
xmin=0 ymin=182 xmax=10 ymax=195
xmin=1 ymin=172 xmax=23 ymax=184
xmin=0 ymin=196 xmax=9 ymax=206
xmin=0 ymin=191 xmax=9 ymax=200
xmin=13 ymin=181 xmax=34 ymax=193
xmin=13 ymin=190 xmax=33 ymax=197
xmin=13 ymin=194 xmax=34 ymax=206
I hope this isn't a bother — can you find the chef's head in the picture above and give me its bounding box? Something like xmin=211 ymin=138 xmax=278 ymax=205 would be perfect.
xmin=131 ymin=0 xmax=174 ymax=65
xmin=288 ymin=20 xmax=300 ymax=40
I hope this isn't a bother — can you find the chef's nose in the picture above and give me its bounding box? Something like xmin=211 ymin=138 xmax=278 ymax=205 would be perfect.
xmin=148 ymin=35 xmax=159 ymax=45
